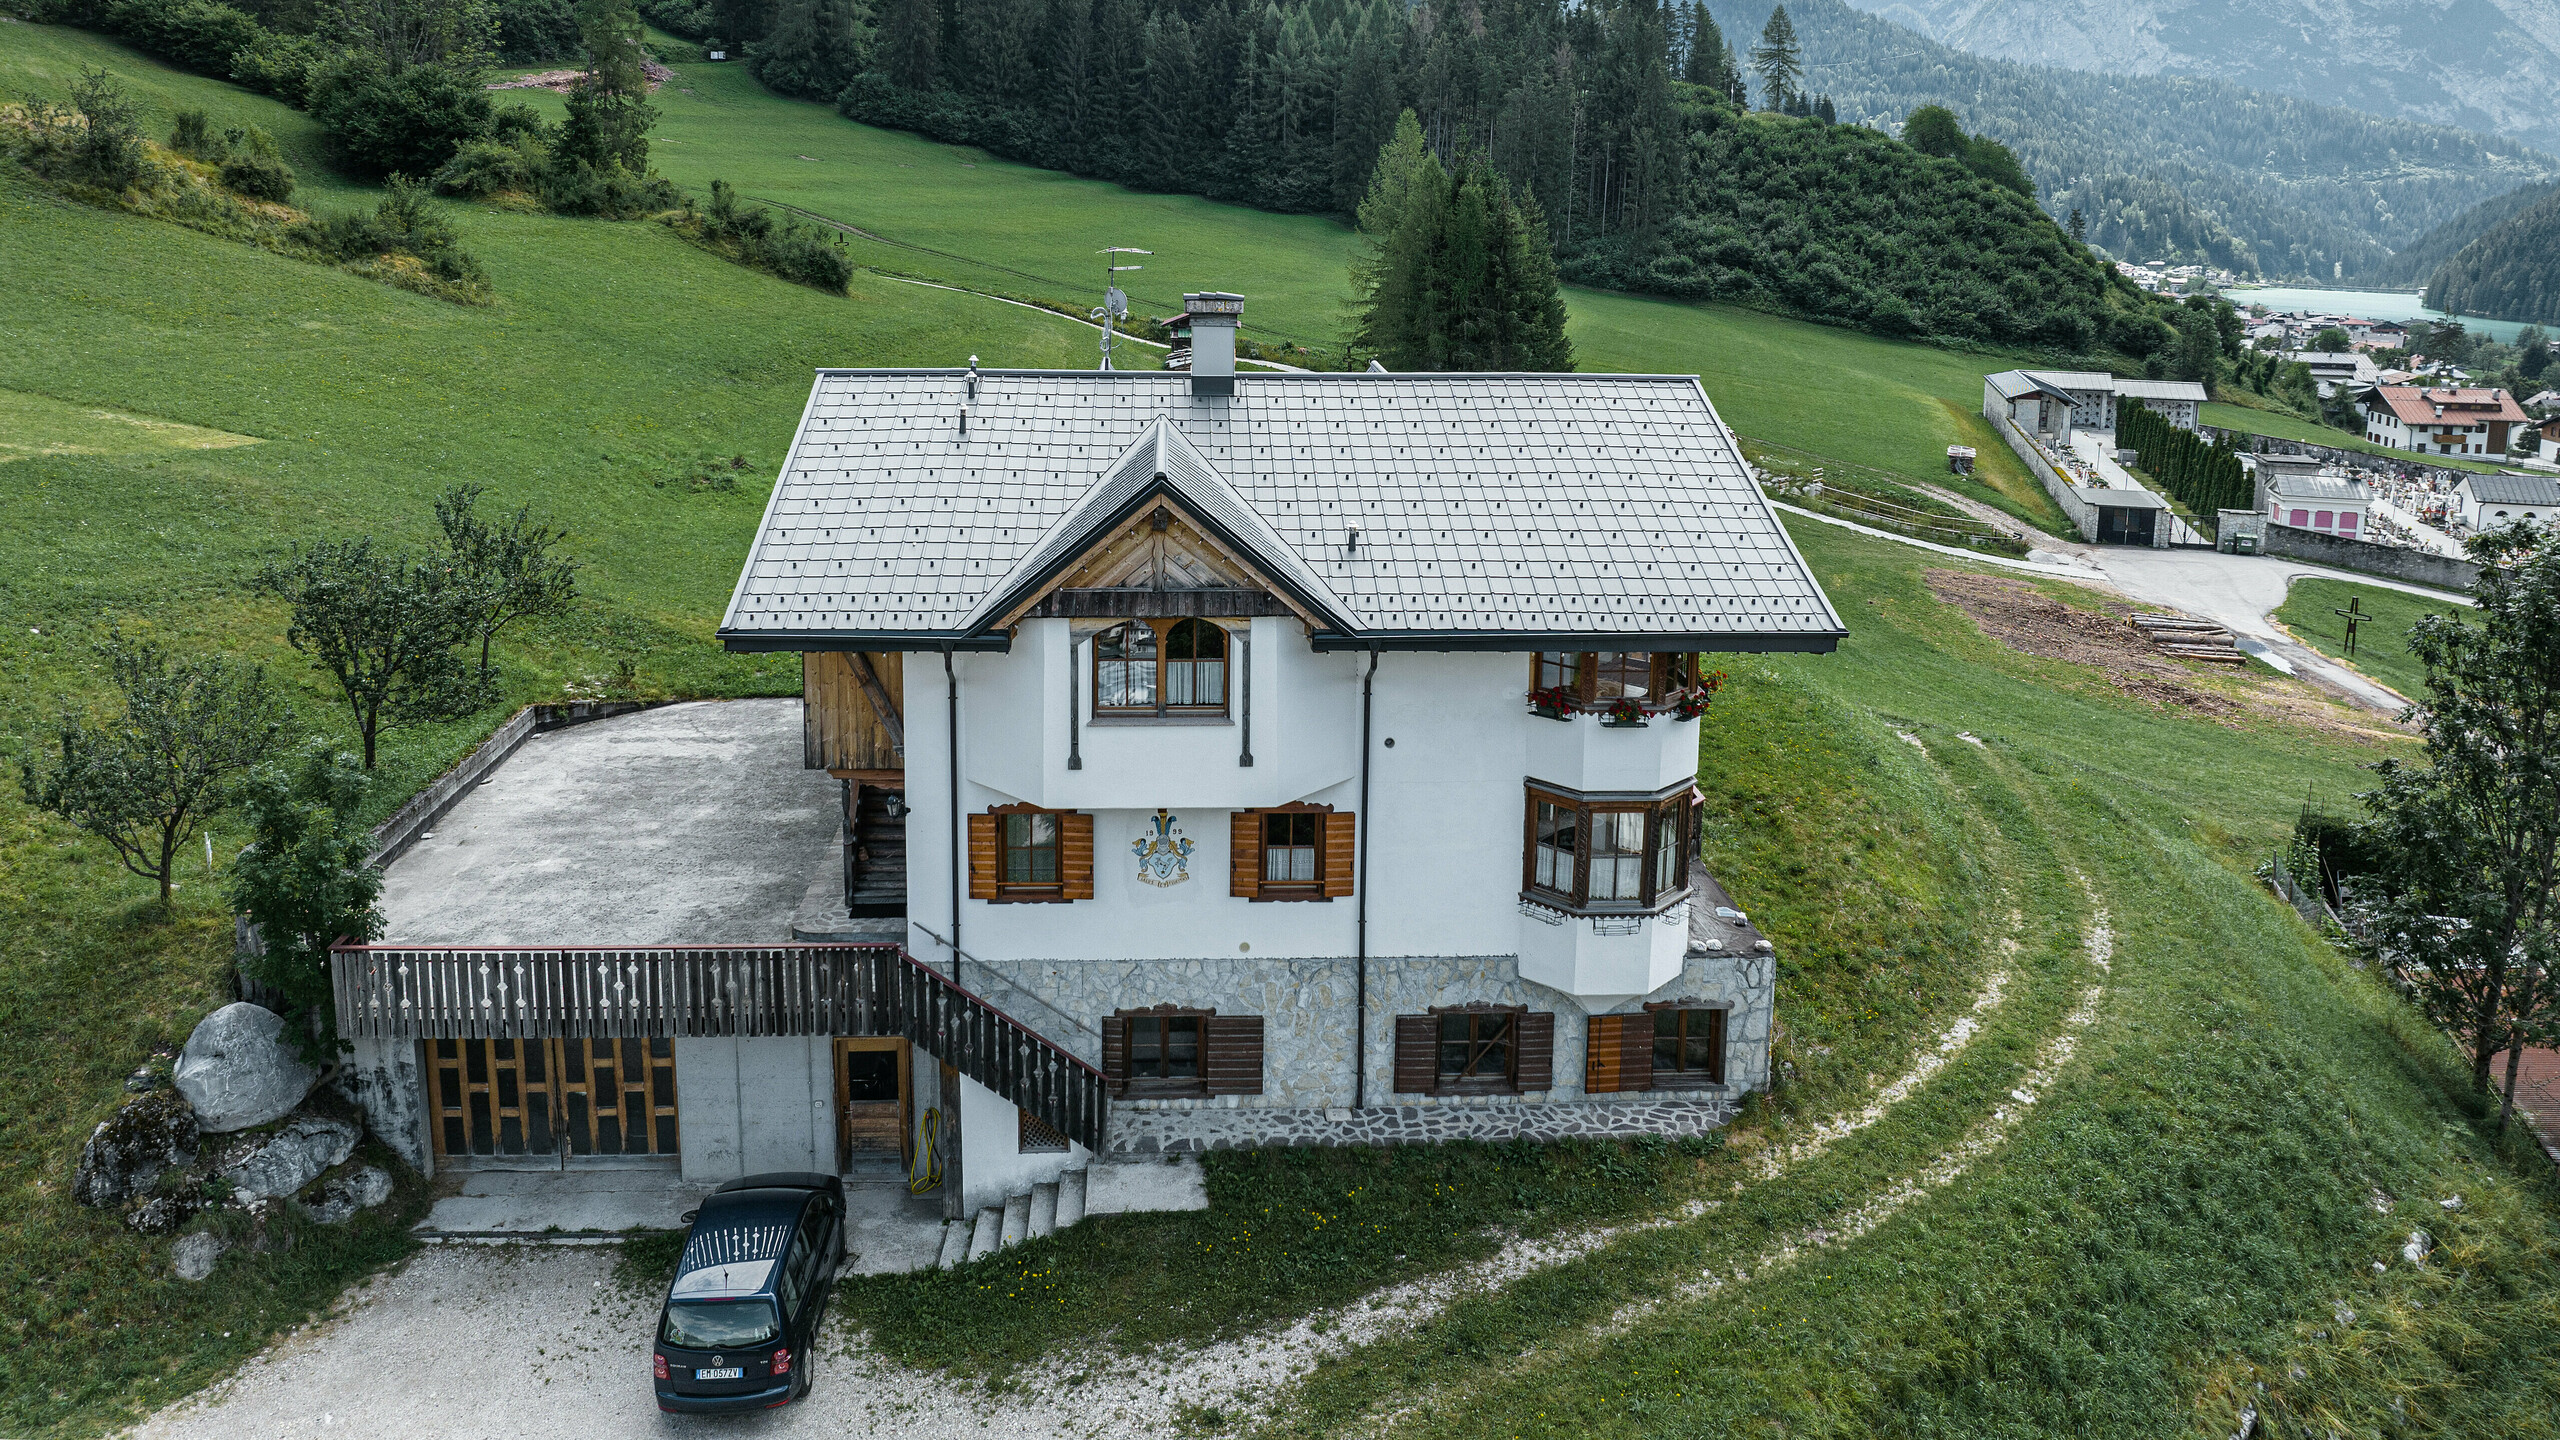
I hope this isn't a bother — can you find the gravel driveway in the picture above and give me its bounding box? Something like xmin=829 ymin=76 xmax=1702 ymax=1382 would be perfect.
xmin=125 ymin=1247 xmax=1224 ymax=1439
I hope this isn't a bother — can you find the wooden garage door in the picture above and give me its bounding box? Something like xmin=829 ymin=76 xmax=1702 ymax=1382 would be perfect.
xmin=427 ymin=1038 xmax=680 ymax=1159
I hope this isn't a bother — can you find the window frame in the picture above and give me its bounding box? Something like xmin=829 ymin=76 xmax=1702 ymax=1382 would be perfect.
xmin=984 ymin=802 xmax=1077 ymax=903
xmin=1644 ymin=1003 xmax=1729 ymax=1088
xmin=1431 ymin=1004 xmax=1524 ymax=1095
xmin=1118 ymin=1005 xmax=1210 ymax=1097
xmin=1259 ymin=808 xmax=1324 ymax=894
xmin=1525 ymin=652 xmax=1703 ymax=715
xmin=1520 ymin=780 xmax=1699 ymax=915
xmin=1091 ymin=618 xmax=1232 ymax=720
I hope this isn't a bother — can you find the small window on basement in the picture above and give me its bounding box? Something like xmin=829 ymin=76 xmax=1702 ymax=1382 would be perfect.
xmin=1436 ymin=1011 xmax=1516 ymax=1091
xmin=1650 ymin=1007 xmax=1726 ymax=1085
xmin=1128 ymin=1013 xmax=1202 ymax=1090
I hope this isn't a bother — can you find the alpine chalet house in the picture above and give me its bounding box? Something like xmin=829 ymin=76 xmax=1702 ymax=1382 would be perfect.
xmin=708 ymin=294 xmax=1844 ymax=1210
xmin=2358 ymin=384 xmax=2528 ymax=457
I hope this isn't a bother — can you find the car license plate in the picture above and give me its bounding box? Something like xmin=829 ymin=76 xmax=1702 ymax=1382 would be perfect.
xmin=695 ymin=1367 xmax=744 ymax=1380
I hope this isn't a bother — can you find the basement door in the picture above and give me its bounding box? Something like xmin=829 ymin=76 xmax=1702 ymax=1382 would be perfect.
xmin=835 ymin=1036 xmax=911 ymax=1170
xmin=427 ymin=1038 xmax=681 ymax=1160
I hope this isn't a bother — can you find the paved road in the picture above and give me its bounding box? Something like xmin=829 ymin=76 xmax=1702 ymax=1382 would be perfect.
xmin=2093 ymin=546 xmax=2464 ymax=713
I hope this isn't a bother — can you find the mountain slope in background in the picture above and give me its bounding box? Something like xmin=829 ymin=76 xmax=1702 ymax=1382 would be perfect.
xmin=2375 ymin=178 xmax=2560 ymax=286
xmin=1702 ymin=0 xmax=2560 ymax=279
xmin=1849 ymin=0 xmax=2560 ymax=154
xmin=2425 ymin=188 xmax=2560 ymax=324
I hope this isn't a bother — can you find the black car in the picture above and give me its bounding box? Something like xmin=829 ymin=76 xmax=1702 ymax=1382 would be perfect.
xmin=653 ymin=1172 xmax=846 ymax=1413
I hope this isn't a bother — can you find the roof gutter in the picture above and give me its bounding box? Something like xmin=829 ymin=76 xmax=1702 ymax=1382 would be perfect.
xmin=1306 ymin=630 xmax=1848 ymax=654
xmin=720 ymin=631 xmax=1014 ymax=655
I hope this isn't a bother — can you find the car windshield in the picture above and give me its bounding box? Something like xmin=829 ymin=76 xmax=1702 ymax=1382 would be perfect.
xmin=660 ymin=1299 xmax=780 ymax=1349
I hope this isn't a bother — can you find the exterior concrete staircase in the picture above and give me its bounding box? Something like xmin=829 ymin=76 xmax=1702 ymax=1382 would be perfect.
xmin=940 ymin=1168 xmax=1088 ymax=1267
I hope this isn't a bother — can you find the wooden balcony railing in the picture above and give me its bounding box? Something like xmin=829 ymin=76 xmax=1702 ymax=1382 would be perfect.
xmin=332 ymin=942 xmax=1107 ymax=1151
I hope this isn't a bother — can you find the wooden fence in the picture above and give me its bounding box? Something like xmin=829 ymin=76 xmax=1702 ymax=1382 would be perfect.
xmin=333 ymin=942 xmax=1107 ymax=1151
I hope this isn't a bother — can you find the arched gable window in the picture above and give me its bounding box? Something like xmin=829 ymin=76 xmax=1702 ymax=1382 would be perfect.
xmin=1092 ymin=619 xmax=1230 ymax=716
xmin=1164 ymin=619 xmax=1227 ymax=709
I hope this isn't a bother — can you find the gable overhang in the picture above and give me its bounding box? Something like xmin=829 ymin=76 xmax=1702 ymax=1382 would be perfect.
xmin=969 ymin=482 xmax=1350 ymax=636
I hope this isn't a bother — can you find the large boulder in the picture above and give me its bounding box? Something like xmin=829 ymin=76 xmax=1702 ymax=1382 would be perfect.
xmin=72 ymin=1090 xmax=201 ymax=1209
xmin=217 ymin=1114 xmax=360 ymax=1201
xmin=300 ymin=1164 xmax=395 ymax=1225
xmin=174 ymin=1003 xmax=315 ymax=1133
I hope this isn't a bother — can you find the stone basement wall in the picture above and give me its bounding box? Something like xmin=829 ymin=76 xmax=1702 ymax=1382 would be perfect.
xmin=969 ymin=949 xmax=1775 ymax=1156
xmin=1990 ymin=412 xmax=2101 ymax=542
xmin=2261 ymin=522 xmax=2480 ymax=592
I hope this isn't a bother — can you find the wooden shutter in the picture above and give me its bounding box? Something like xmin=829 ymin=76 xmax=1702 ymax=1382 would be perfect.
xmin=1204 ymin=1015 xmax=1264 ymax=1095
xmin=1621 ymin=1014 xmax=1654 ymax=1092
xmin=1515 ymin=1012 xmax=1556 ymax=1092
xmin=1098 ymin=1015 xmax=1128 ymax=1097
xmin=1230 ymin=812 xmax=1262 ymax=898
xmin=1322 ymin=811 xmax=1357 ymax=898
xmin=1061 ymin=812 xmax=1096 ymax=899
xmin=1392 ymin=1015 xmax=1438 ymax=1095
xmin=1585 ymin=1014 xmax=1627 ymax=1093
xmin=967 ymin=813 xmax=999 ymax=901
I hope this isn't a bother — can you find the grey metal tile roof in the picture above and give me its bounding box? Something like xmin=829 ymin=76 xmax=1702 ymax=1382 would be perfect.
xmin=2461 ymin=473 xmax=2560 ymax=505
xmin=2112 ymin=378 xmax=2209 ymax=402
xmin=2266 ymin=474 xmax=2368 ymax=502
xmin=720 ymin=371 xmax=1847 ymax=650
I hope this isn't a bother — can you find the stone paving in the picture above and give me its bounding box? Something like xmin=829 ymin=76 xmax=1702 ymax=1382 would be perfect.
xmin=1103 ymin=1093 xmax=1735 ymax=1155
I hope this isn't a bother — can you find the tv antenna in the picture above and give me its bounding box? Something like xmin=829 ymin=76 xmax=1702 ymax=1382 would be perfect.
xmin=1094 ymin=247 xmax=1149 ymax=371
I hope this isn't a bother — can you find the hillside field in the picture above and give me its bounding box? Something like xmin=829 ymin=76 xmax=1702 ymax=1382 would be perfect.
xmin=4 ymin=22 xmax=2559 ymax=1439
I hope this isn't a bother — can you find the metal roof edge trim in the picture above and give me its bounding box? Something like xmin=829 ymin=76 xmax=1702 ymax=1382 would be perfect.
xmin=805 ymin=368 xmax=1711 ymax=382
xmin=1305 ymin=630 xmax=1846 ymax=654
xmin=718 ymin=630 xmax=1014 ymax=654
xmin=717 ymin=375 xmax=832 ymax=636
xmin=1694 ymin=376 xmax=1852 ymax=637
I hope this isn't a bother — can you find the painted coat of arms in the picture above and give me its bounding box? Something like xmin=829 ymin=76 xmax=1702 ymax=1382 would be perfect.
xmin=1132 ymin=809 xmax=1194 ymax=887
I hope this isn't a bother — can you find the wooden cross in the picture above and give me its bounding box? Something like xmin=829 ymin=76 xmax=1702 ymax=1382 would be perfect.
xmin=2331 ymin=596 xmax=2366 ymax=657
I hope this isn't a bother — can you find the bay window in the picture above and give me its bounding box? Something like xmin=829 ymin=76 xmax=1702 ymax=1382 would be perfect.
xmin=1521 ymin=780 xmax=1699 ymax=913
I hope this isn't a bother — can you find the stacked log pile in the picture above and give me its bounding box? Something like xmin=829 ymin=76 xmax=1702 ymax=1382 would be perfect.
xmin=2130 ymin=613 xmax=2245 ymax=666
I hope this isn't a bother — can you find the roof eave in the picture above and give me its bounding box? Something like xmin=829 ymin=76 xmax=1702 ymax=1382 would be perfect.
xmin=1306 ymin=628 xmax=1848 ymax=654
xmin=718 ymin=629 xmax=1014 ymax=654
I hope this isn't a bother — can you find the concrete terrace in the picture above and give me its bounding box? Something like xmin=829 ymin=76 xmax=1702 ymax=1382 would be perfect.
xmin=378 ymin=699 xmax=838 ymax=946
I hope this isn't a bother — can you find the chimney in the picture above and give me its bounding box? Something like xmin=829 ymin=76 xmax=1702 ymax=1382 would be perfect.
xmin=1184 ymin=292 xmax=1243 ymax=398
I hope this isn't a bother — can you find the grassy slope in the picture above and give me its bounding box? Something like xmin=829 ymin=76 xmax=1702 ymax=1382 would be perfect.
xmin=506 ymin=54 xmax=2069 ymax=520
xmin=0 ymin=25 xmax=1101 ymax=1437
xmin=5 ymin=23 xmax=2557 ymax=1438
xmin=2273 ymin=576 xmax=2463 ymax=702
xmin=2204 ymin=398 xmax=2510 ymax=474
xmin=1262 ymin=526 xmax=2560 ymax=1439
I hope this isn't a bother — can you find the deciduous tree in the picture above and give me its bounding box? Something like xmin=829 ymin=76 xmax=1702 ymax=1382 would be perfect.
xmin=253 ymin=537 xmax=495 ymax=768
xmin=228 ymin=745 xmax=386 ymax=1064
xmin=434 ymin=483 xmax=583 ymax=675
xmin=2358 ymin=526 xmax=2560 ymax=1124
xmin=19 ymin=640 xmax=294 ymax=905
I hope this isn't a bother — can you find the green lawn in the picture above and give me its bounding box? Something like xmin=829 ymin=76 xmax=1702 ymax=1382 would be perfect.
xmin=8 ymin=22 xmax=2559 ymax=1439
xmin=505 ymin=50 xmax=2070 ymax=523
xmin=2273 ymin=576 xmax=2465 ymax=702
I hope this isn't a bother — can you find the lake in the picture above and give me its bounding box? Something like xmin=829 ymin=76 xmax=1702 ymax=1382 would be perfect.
xmin=2222 ymin=285 xmax=2541 ymax=344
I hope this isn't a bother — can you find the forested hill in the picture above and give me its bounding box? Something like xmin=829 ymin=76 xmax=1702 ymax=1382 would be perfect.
xmin=2424 ymin=188 xmax=2560 ymax=327
xmin=833 ymin=0 xmax=2162 ymax=355
xmin=1698 ymin=0 xmax=2560 ymax=280
xmin=2373 ymin=178 xmax=2560 ymax=287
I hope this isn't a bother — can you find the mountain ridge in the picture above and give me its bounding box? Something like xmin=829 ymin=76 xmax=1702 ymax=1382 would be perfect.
xmin=1848 ymin=0 xmax=2560 ymax=153
xmin=1703 ymin=0 xmax=2560 ymax=279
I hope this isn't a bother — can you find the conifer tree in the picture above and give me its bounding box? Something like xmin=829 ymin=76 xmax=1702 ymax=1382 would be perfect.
xmin=1750 ymin=4 xmax=1801 ymax=112
xmin=879 ymin=0 xmax=940 ymax=89
xmin=1353 ymin=152 xmax=1573 ymax=372
xmin=751 ymin=0 xmax=872 ymax=100
xmin=1681 ymin=2 xmax=1723 ymax=90
xmin=1331 ymin=6 xmax=1402 ymax=215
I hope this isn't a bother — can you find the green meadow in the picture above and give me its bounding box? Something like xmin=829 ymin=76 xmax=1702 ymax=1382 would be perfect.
xmin=2274 ymin=575 xmax=2467 ymax=702
xmin=3 ymin=20 xmax=2556 ymax=1438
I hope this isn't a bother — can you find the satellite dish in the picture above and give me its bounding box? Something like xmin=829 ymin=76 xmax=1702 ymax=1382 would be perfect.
xmin=1104 ymin=286 xmax=1128 ymax=319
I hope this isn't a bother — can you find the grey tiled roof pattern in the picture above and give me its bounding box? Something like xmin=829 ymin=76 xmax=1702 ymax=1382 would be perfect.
xmin=2463 ymin=474 xmax=2560 ymax=505
xmin=722 ymin=371 xmax=1845 ymax=643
